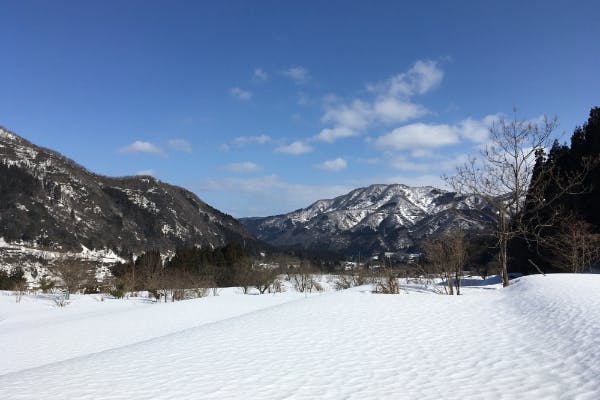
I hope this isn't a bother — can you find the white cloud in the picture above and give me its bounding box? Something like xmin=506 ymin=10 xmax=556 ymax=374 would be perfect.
xmin=135 ymin=169 xmax=155 ymax=176
xmin=168 ymin=138 xmax=192 ymax=153
xmin=283 ymin=66 xmax=311 ymax=84
xmin=230 ymin=87 xmax=252 ymax=101
xmin=321 ymin=99 xmax=371 ymax=130
xmin=374 ymin=114 xmax=500 ymax=151
xmin=375 ymin=123 xmax=459 ymax=150
xmin=372 ymin=98 xmax=428 ymax=123
xmin=314 ymin=126 xmax=358 ymax=143
xmin=118 ymin=141 xmax=165 ymax=156
xmin=275 ymin=140 xmax=313 ymax=155
xmin=410 ymin=149 xmax=436 ymax=158
xmin=315 ymin=157 xmax=348 ymax=172
xmin=368 ymin=59 xmax=444 ymax=97
xmin=253 ymin=68 xmax=268 ymax=82
xmin=313 ymin=60 xmax=442 ymax=143
xmin=221 ymin=162 xmax=262 ymax=174
xmin=458 ymin=115 xmax=500 ymax=143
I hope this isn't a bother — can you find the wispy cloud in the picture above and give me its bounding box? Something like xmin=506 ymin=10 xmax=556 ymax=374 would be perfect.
xmin=282 ymin=66 xmax=311 ymax=84
xmin=221 ymin=134 xmax=272 ymax=151
xmin=232 ymin=134 xmax=271 ymax=147
xmin=315 ymin=126 xmax=360 ymax=143
xmin=118 ymin=141 xmax=166 ymax=156
xmin=357 ymin=157 xmax=381 ymax=165
xmin=168 ymin=138 xmax=192 ymax=153
xmin=366 ymin=59 xmax=444 ymax=97
xmin=230 ymin=87 xmax=253 ymax=101
xmin=315 ymin=157 xmax=348 ymax=172
xmin=253 ymin=68 xmax=269 ymax=82
xmin=275 ymin=140 xmax=313 ymax=155
xmin=220 ymin=161 xmax=262 ymax=174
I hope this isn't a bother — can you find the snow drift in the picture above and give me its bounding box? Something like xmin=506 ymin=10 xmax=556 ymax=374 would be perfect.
xmin=1 ymin=274 xmax=598 ymax=399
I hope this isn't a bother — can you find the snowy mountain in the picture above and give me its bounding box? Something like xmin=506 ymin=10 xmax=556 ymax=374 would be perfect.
xmin=242 ymin=184 xmax=494 ymax=257
xmin=0 ymin=127 xmax=258 ymax=260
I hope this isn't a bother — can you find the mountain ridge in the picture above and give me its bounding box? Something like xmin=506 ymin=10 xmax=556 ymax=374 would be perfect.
xmin=0 ymin=126 xmax=259 ymax=257
xmin=241 ymin=183 xmax=493 ymax=257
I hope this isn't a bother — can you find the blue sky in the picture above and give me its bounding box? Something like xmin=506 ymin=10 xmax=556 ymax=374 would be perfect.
xmin=1 ymin=0 xmax=599 ymax=217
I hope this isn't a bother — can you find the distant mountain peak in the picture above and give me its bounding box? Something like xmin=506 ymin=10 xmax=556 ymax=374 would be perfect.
xmin=241 ymin=183 xmax=492 ymax=257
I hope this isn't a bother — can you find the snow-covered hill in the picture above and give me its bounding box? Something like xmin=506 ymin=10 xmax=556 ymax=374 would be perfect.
xmin=242 ymin=184 xmax=494 ymax=256
xmin=1 ymin=274 xmax=598 ymax=399
xmin=0 ymin=127 xmax=259 ymax=266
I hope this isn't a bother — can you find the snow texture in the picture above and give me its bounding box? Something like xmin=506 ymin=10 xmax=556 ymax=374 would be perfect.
xmin=1 ymin=274 xmax=599 ymax=399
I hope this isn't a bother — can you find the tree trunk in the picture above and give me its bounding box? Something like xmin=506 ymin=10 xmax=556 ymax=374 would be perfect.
xmin=499 ymin=209 xmax=510 ymax=287
xmin=455 ymin=271 xmax=461 ymax=295
xmin=500 ymin=238 xmax=509 ymax=287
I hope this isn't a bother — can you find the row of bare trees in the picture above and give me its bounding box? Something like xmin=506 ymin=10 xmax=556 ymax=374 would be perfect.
xmin=537 ymin=217 xmax=600 ymax=273
xmin=445 ymin=109 xmax=599 ymax=285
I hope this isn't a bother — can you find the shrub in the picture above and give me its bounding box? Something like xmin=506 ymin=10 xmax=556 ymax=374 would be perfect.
xmin=373 ymin=269 xmax=400 ymax=294
xmin=38 ymin=276 xmax=55 ymax=293
xmin=110 ymin=282 xmax=127 ymax=299
xmin=0 ymin=267 xmax=27 ymax=290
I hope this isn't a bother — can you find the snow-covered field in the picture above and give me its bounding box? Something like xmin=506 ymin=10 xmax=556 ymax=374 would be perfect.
xmin=1 ymin=274 xmax=598 ymax=399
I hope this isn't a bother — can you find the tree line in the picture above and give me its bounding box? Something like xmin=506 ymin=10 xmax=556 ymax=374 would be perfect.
xmin=444 ymin=107 xmax=600 ymax=286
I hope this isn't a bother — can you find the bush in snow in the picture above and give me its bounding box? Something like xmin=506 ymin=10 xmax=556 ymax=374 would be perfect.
xmin=0 ymin=267 xmax=27 ymax=290
xmin=373 ymin=268 xmax=400 ymax=294
xmin=110 ymin=282 xmax=126 ymax=299
xmin=37 ymin=276 xmax=55 ymax=293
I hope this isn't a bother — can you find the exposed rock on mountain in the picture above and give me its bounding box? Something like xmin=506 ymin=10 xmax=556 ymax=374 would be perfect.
xmin=0 ymin=127 xmax=257 ymax=258
xmin=242 ymin=184 xmax=493 ymax=257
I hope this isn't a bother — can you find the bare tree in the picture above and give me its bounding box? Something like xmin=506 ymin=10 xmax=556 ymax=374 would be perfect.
xmin=333 ymin=272 xmax=369 ymax=291
xmin=423 ymin=238 xmax=454 ymax=294
xmin=235 ymin=265 xmax=253 ymax=294
xmin=14 ymin=280 xmax=27 ymax=303
xmin=373 ymin=268 xmax=400 ymax=294
xmin=54 ymin=260 xmax=95 ymax=300
xmin=290 ymin=262 xmax=322 ymax=293
xmin=251 ymin=267 xmax=278 ymax=294
xmin=448 ymin=232 xmax=468 ymax=295
xmin=446 ymin=111 xmax=589 ymax=286
xmin=422 ymin=233 xmax=467 ymax=295
xmin=542 ymin=216 xmax=600 ymax=273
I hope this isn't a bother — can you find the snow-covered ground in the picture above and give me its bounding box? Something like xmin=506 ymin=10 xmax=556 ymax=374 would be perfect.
xmin=1 ymin=274 xmax=598 ymax=399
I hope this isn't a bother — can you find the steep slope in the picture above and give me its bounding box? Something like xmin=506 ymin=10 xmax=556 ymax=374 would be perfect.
xmin=242 ymin=184 xmax=493 ymax=256
xmin=0 ymin=127 xmax=257 ymax=256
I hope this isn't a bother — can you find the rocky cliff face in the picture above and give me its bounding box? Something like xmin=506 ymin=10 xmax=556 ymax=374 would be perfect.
xmin=0 ymin=127 xmax=258 ymax=258
xmin=242 ymin=184 xmax=494 ymax=257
